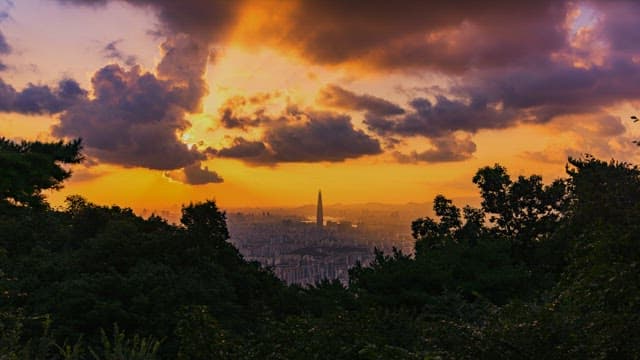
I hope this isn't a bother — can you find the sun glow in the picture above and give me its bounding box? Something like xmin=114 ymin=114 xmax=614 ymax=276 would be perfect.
xmin=202 ymin=46 xmax=341 ymax=115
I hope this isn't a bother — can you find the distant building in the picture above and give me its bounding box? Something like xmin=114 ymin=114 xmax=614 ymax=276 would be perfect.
xmin=317 ymin=190 xmax=323 ymax=227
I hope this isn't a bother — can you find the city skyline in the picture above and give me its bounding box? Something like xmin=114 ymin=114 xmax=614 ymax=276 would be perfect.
xmin=1 ymin=1 xmax=639 ymax=214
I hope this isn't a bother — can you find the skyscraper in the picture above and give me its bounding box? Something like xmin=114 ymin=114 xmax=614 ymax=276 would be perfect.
xmin=316 ymin=190 xmax=323 ymax=227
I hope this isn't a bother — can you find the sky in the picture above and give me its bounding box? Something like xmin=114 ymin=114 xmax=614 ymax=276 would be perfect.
xmin=1 ymin=0 xmax=640 ymax=215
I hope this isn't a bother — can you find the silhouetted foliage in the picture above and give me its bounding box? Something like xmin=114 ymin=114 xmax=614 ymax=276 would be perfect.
xmin=1 ymin=138 xmax=639 ymax=358
xmin=0 ymin=137 xmax=83 ymax=207
xmin=473 ymin=164 xmax=568 ymax=262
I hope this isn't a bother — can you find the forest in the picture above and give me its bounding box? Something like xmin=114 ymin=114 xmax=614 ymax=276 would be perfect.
xmin=1 ymin=136 xmax=639 ymax=359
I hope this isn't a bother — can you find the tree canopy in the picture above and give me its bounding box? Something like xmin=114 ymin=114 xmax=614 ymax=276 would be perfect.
xmin=1 ymin=138 xmax=639 ymax=359
xmin=0 ymin=137 xmax=83 ymax=207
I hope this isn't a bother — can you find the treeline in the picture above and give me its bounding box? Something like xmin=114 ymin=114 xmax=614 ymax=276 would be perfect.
xmin=1 ymin=138 xmax=639 ymax=359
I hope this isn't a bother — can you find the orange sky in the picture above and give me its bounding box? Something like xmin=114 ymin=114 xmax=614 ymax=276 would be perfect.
xmin=1 ymin=0 xmax=640 ymax=215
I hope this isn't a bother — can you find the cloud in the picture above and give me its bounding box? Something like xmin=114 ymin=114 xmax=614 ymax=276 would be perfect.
xmin=595 ymin=1 xmax=640 ymax=54
xmin=156 ymin=34 xmax=209 ymax=109
xmin=57 ymin=1 xmax=570 ymax=74
xmin=217 ymin=137 xmax=269 ymax=159
xmin=218 ymin=110 xmax=382 ymax=164
xmin=165 ymin=162 xmax=223 ymax=185
xmin=44 ymin=0 xmax=640 ymax=167
xmin=217 ymin=94 xmax=279 ymax=130
xmin=53 ymin=0 xmax=640 ymax=130
xmin=366 ymin=55 xmax=640 ymax=141
xmin=522 ymin=147 xmax=575 ymax=165
xmin=103 ymin=40 xmax=137 ymax=66
xmin=0 ymin=78 xmax=87 ymax=114
xmin=52 ymin=62 xmax=206 ymax=170
xmin=522 ymin=134 xmax=639 ymax=166
xmin=265 ymin=111 xmax=382 ymax=162
xmin=51 ymin=34 xmax=211 ymax=171
xmin=67 ymin=165 xmax=106 ymax=183
xmin=59 ymin=0 xmax=244 ymax=43
xmin=219 ymin=107 xmax=263 ymax=130
xmin=0 ymin=0 xmax=11 ymax=25
xmin=460 ymin=57 xmax=640 ymax=124
xmin=393 ymin=135 xmax=476 ymax=163
xmin=549 ymin=114 xmax=626 ymax=138
xmin=522 ymin=113 xmax=632 ymax=165
xmin=0 ymin=5 xmax=216 ymax=175
xmin=317 ymin=85 xmax=405 ymax=116
xmin=15 ymin=79 xmax=87 ymax=114
xmin=243 ymin=1 xmax=567 ymax=73
xmin=0 ymin=0 xmax=13 ymax=71
xmin=365 ymin=96 xmax=515 ymax=138
xmin=589 ymin=115 xmax=626 ymax=137
xmin=0 ymin=28 xmax=9 ymax=71
xmin=0 ymin=30 xmax=9 ymax=55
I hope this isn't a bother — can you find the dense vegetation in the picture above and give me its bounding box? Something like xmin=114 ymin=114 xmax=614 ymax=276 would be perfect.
xmin=1 ymin=137 xmax=639 ymax=359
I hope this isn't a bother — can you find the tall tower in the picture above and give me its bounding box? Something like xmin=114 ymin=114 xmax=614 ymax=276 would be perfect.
xmin=316 ymin=190 xmax=323 ymax=227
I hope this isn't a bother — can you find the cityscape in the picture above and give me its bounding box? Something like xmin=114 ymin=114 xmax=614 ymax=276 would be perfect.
xmin=3 ymin=1 xmax=639 ymax=357
xmin=227 ymin=191 xmax=420 ymax=285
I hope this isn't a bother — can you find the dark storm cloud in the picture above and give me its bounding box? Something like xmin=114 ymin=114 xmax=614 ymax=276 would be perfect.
xmin=0 ymin=78 xmax=87 ymax=114
xmin=58 ymin=0 xmax=244 ymax=42
xmin=393 ymin=136 xmax=476 ymax=163
xmin=263 ymin=1 xmax=567 ymax=72
xmin=317 ymin=85 xmax=405 ymax=116
xmin=217 ymin=94 xmax=280 ymax=130
xmin=103 ymin=40 xmax=137 ymax=66
xmin=218 ymin=111 xmax=382 ymax=165
xmin=432 ymin=1 xmax=640 ymax=127
xmin=53 ymin=64 xmax=205 ymax=170
xmin=264 ymin=111 xmax=383 ymax=162
xmin=157 ymin=35 xmax=206 ymax=85
xmin=463 ymin=57 xmax=640 ymax=123
xmin=365 ymin=96 xmax=515 ymax=138
xmin=53 ymin=4 xmax=223 ymax=175
xmin=53 ymin=0 xmax=639 ymax=94
xmin=165 ymin=162 xmax=223 ymax=185
xmin=183 ymin=163 xmax=223 ymax=184
xmin=594 ymin=1 xmax=640 ymax=53
xmin=59 ymin=1 xmax=567 ymax=73
xmin=50 ymin=0 xmax=640 ymax=166
xmin=203 ymin=146 xmax=218 ymax=158
xmin=219 ymin=107 xmax=263 ymax=130
xmin=367 ymin=54 xmax=640 ymax=139
xmin=52 ymin=34 xmax=211 ymax=170
xmin=156 ymin=34 xmax=209 ymax=110
xmin=217 ymin=137 xmax=269 ymax=159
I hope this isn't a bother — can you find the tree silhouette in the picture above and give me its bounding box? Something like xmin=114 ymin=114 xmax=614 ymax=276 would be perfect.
xmin=472 ymin=164 xmax=567 ymax=262
xmin=0 ymin=137 xmax=83 ymax=207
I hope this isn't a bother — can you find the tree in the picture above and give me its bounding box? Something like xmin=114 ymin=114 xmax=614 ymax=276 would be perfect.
xmin=0 ymin=137 xmax=83 ymax=207
xmin=180 ymin=200 xmax=229 ymax=244
xmin=472 ymin=164 xmax=567 ymax=262
xmin=479 ymin=156 xmax=640 ymax=359
xmin=412 ymin=195 xmax=484 ymax=254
